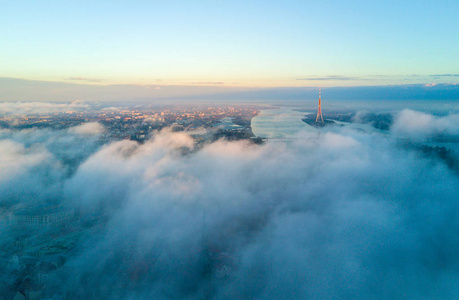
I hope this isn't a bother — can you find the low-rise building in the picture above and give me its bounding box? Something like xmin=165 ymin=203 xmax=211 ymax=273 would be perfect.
xmin=14 ymin=206 xmax=74 ymax=229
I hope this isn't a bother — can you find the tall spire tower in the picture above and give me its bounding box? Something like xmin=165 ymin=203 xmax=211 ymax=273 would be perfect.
xmin=315 ymin=88 xmax=324 ymax=123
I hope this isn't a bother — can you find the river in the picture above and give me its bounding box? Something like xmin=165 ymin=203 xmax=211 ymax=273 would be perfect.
xmin=251 ymin=107 xmax=314 ymax=139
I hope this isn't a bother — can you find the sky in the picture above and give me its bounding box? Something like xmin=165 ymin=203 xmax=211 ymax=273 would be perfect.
xmin=1 ymin=0 xmax=459 ymax=88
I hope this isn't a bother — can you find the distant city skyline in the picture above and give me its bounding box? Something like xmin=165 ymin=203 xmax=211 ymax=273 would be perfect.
xmin=1 ymin=0 xmax=459 ymax=89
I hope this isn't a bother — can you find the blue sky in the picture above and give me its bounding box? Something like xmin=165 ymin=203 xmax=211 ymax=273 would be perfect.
xmin=1 ymin=0 xmax=458 ymax=87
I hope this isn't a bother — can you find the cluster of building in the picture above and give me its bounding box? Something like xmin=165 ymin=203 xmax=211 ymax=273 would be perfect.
xmin=0 ymin=104 xmax=260 ymax=143
xmin=13 ymin=206 xmax=74 ymax=229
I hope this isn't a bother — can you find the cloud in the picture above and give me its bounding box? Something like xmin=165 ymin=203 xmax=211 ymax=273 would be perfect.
xmin=0 ymin=138 xmax=63 ymax=206
xmin=391 ymin=109 xmax=459 ymax=140
xmin=430 ymin=74 xmax=459 ymax=77
xmin=190 ymin=82 xmax=225 ymax=85
xmin=1 ymin=115 xmax=459 ymax=298
xmin=296 ymin=75 xmax=362 ymax=81
xmin=61 ymin=126 xmax=459 ymax=298
xmin=2 ymin=78 xmax=459 ymax=102
xmin=321 ymin=131 xmax=361 ymax=149
xmin=68 ymin=122 xmax=105 ymax=135
xmin=0 ymin=139 xmax=52 ymax=182
xmin=0 ymin=101 xmax=90 ymax=115
xmin=68 ymin=77 xmax=104 ymax=83
xmin=0 ymin=123 xmax=105 ymax=206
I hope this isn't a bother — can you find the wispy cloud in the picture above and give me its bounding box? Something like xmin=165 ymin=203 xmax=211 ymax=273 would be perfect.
xmin=190 ymin=81 xmax=225 ymax=85
xmin=429 ymin=74 xmax=459 ymax=77
xmin=0 ymin=101 xmax=90 ymax=115
xmin=68 ymin=77 xmax=104 ymax=83
xmin=296 ymin=75 xmax=361 ymax=81
xmin=424 ymin=83 xmax=438 ymax=87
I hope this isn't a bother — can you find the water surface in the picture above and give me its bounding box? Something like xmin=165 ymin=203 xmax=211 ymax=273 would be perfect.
xmin=251 ymin=107 xmax=313 ymax=139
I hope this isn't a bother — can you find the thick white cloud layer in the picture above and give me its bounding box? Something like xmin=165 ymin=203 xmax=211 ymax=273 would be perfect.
xmin=392 ymin=109 xmax=459 ymax=140
xmin=1 ymin=110 xmax=459 ymax=299
xmin=69 ymin=122 xmax=105 ymax=135
xmin=0 ymin=124 xmax=104 ymax=206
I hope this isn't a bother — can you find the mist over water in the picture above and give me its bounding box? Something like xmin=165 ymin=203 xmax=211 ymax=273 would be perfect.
xmin=1 ymin=101 xmax=459 ymax=299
